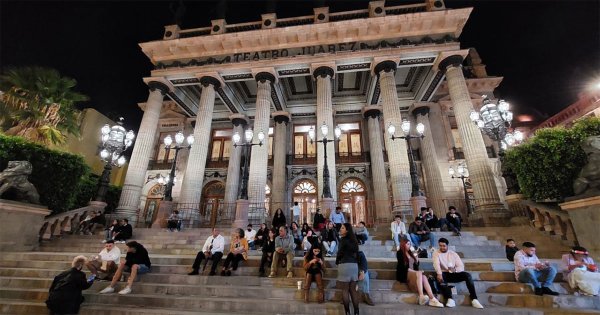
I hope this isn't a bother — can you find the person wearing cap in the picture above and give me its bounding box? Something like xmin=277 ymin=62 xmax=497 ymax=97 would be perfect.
xmin=408 ymin=216 xmax=435 ymax=250
xmin=514 ymin=242 xmax=559 ymax=296
xmin=562 ymin=246 xmax=600 ymax=296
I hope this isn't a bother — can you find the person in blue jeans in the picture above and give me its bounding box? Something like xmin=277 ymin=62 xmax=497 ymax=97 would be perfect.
xmin=408 ymin=217 xmax=435 ymax=249
xmin=357 ymin=251 xmax=374 ymax=306
xmin=513 ymin=242 xmax=559 ymax=296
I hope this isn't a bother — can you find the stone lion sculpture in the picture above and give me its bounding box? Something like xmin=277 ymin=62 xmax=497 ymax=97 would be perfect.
xmin=573 ymin=135 xmax=600 ymax=196
xmin=0 ymin=161 xmax=40 ymax=204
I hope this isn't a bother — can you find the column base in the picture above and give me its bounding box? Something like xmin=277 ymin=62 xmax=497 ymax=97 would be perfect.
xmin=469 ymin=203 xmax=511 ymax=227
xmin=233 ymin=199 xmax=250 ymax=229
xmin=410 ymin=196 xmax=427 ymax=219
xmin=152 ymin=201 xmax=173 ymax=229
xmin=320 ymin=198 xmax=336 ymax=220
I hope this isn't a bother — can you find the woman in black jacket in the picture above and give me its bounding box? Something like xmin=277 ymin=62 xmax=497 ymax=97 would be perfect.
xmin=396 ymin=238 xmax=443 ymax=308
xmin=258 ymin=229 xmax=276 ymax=277
xmin=312 ymin=208 xmax=326 ymax=231
xmin=336 ymin=223 xmax=360 ymax=315
xmin=46 ymin=256 xmax=93 ymax=315
xmin=272 ymin=208 xmax=286 ymax=231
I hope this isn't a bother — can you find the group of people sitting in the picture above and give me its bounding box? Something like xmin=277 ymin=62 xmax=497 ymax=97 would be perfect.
xmin=103 ymin=218 xmax=133 ymax=243
xmin=76 ymin=210 xmax=106 ymax=235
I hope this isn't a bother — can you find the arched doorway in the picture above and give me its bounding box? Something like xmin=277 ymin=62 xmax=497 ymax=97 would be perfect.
xmin=143 ymin=184 xmax=164 ymax=227
xmin=339 ymin=178 xmax=367 ymax=225
xmin=292 ymin=180 xmax=318 ymax=225
xmin=200 ymin=181 xmax=225 ymax=227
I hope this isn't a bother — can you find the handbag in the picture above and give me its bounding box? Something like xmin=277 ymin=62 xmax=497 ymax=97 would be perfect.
xmin=426 ymin=274 xmax=441 ymax=295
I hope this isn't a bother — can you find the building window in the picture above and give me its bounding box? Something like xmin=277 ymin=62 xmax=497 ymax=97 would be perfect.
xmin=156 ymin=132 xmax=177 ymax=163
xmin=293 ymin=125 xmax=316 ymax=158
xmin=209 ymin=129 xmax=233 ymax=162
xmin=338 ymin=123 xmax=362 ymax=156
xmin=341 ymin=180 xmax=365 ymax=193
xmin=294 ymin=181 xmax=317 ymax=194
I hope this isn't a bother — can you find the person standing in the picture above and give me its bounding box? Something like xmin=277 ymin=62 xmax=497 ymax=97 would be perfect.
xmin=514 ymin=242 xmax=559 ymax=296
xmin=99 ymin=241 xmax=151 ymax=295
xmin=291 ymin=201 xmax=301 ymax=224
xmin=330 ymin=206 xmax=346 ymax=231
xmin=433 ymin=238 xmax=483 ymax=308
xmin=272 ymin=208 xmax=286 ymax=231
xmin=312 ymin=208 xmax=326 ymax=232
xmin=46 ymin=256 xmax=93 ymax=315
xmin=303 ymin=245 xmax=326 ymax=303
xmin=336 ymin=223 xmax=360 ymax=315
xmin=188 ymin=227 xmax=225 ymax=276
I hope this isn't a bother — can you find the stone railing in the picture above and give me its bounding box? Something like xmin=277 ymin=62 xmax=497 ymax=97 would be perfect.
xmin=38 ymin=201 xmax=106 ymax=241
xmin=521 ymin=200 xmax=578 ymax=245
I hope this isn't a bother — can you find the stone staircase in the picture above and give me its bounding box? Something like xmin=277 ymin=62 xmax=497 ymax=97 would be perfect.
xmin=1 ymin=227 xmax=599 ymax=315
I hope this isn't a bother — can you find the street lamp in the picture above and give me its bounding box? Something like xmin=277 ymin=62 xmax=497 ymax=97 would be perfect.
xmin=387 ymin=120 xmax=425 ymax=197
xmin=469 ymin=96 xmax=524 ymax=154
xmin=96 ymin=118 xmax=135 ymax=202
xmin=232 ymin=128 xmax=265 ymax=200
xmin=163 ymin=131 xmax=194 ymax=201
xmin=448 ymin=163 xmax=473 ymax=214
xmin=308 ymin=122 xmax=342 ymax=199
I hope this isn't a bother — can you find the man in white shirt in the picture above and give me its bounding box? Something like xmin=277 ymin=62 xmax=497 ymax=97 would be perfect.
xmin=291 ymin=202 xmax=301 ymax=224
xmin=433 ymin=238 xmax=483 ymax=309
xmin=188 ymin=227 xmax=224 ymax=276
xmin=86 ymin=240 xmax=121 ymax=280
xmin=245 ymin=224 xmax=257 ymax=250
xmin=513 ymin=242 xmax=559 ymax=296
xmin=390 ymin=215 xmax=407 ymax=251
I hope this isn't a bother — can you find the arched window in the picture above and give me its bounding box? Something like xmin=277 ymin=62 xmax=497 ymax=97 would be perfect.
xmin=294 ymin=181 xmax=316 ymax=194
xmin=341 ymin=180 xmax=364 ymax=193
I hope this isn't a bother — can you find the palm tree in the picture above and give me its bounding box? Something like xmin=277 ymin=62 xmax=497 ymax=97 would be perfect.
xmin=0 ymin=67 xmax=88 ymax=145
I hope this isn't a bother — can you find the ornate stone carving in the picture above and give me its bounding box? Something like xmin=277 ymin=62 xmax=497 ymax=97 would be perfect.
xmin=573 ymin=135 xmax=600 ymax=196
xmin=0 ymin=161 xmax=40 ymax=204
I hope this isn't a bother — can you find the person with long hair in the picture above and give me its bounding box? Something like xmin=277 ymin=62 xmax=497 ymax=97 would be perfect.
xmin=221 ymin=228 xmax=248 ymax=276
xmin=290 ymin=222 xmax=303 ymax=249
xmin=336 ymin=223 xmax=360 ymax=315
xmin=322 ymin=221 xmax=339 ymax=257
xmin=302 ymin=228 xmax=320 ymax=253
xmin=301 ymin=222 xmax=310 ymax=237
xmin=396 ymin=238 xmax=444 ymax=307
xmin=272 ymin=208 xmax=286 ymax=231
xmin=303 ymin=244 xmax=326 ymax=303
xmin=562 ymin=246 xmax=600 ymax=296
xmin=259 ymin=229 xmax=277 ymax=277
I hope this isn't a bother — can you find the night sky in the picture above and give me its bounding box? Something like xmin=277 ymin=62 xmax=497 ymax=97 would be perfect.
xmin=1 ymin=1 xmax=599 ymax=132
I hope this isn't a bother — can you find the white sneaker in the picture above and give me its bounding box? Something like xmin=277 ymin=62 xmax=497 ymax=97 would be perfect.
xmin=101 ymin=240 xmax=107 ymax=243
xmin=429 ymin=298 xmax=445 ymax=308
xmin=99 ymin=286 xmax=114 ymax=294
xmin=445 ymin=298 xmax=456 ymax=308
xmin=418 ymin=295 xmax=429 ymax=305
xmin=471 ymin=299 xmax=484 ymax=309
xmin=118 ymin=286 xmax=132 ymax=295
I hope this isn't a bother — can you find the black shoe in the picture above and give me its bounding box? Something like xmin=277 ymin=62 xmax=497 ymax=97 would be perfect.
xmin=226 ymin=270 xmax=232 ymax=276
xmin=542 ymin=287 xmax=559 ymax=296
xmin=259 ymin=271 xmax=265 ymax=277
xmin=220 ymin=270 xmax=226 ymax=276
xmin=456 ymin=232 xmax=461 ymax=236
xmin=209 ymin=271 xmax=216 ymax=276
xmin=534 ymin=287 xmax=543 ymax=296
xmin=188 ymin=270 xmax=199 ymax=275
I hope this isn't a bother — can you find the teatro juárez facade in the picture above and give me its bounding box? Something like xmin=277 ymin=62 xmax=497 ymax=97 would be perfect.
xmin=116 ymin=0 xmax=510 ymax=228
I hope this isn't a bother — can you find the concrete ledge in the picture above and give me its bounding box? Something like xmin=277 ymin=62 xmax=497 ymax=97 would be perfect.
xmin=0 ymin=199 xmax=50 ymax=252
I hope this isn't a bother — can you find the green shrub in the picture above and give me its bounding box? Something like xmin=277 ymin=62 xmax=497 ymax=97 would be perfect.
xmin=504 ymin=117 xmax=600 ymax=201
xmin=72 ymin=173 xmax=121 ymax=214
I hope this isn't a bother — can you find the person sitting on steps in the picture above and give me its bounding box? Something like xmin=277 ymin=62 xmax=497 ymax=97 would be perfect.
xmin=221 ymin=228 xmax=249 ymax=276
xmin=259 ymin=229 xmax=276 ymax=277
xmin=188 ymin=227 xmax=224 ymax=276
xmin=444 ymin=206 xmax=462 ymax=236
xmin=269 ymin=226 xmax=295 ymax=278
xmin=562 ymin=246 xmax=600 ymax=296
xmin=408 ymin=217 xmax=435 ymax=250
xmin=86 ymin=240 xmax=121 ymax=281
xmin=514 ymin=242 xmax=559 ymax=296
xmin=167 ymin=210 xmax=181 ymax=232
xmin=99 ymin=241 xmax=151 ymax=295
xmin=357 ymin=251 xmax=375 ymax=306
xmin=322 ymin=221 xmax=339 ymax=257
xmin=303 ymin=244 xmax=325 ymax=303
xmin=113 ymin=219 xmax=132 ymax=243
xmin=433 ymin=238 xmax=483 ymax=308
xmin=391 ymin=215 xmax=407 ymax=251
xmin=245 ymin=224 xmax=257 ymax=250
xmin=506 ymin=239 xmax=519 ymax=262
xmin=254 ymin=223 xmax=269 ymax=250
xmin=290 ymin=222 xmax=303 ymax=250
xmin=354 ymin=221 xmax=369 ymax=245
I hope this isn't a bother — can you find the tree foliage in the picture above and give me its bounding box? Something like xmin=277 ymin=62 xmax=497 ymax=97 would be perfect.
xmin=0 ymin=67 xmax=88 ymax=145
xmin=504 ymin=117 xmax=600 ymax=201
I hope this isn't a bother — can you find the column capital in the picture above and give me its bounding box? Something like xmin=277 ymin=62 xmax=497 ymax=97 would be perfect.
xmin=272 ymin=111 xmax=290 ymax=124
xmin=143 ymin=77 xmax=172 ymax=95
xmin=252 ymin=68 xmax=277 ymax=83
xmin=312 ymin=66 xmax=335 ymax=79
xmin=199 ymin=76 xmax=222 ymax=89
xmin=229 ymin=113 xmax=249 ymax=127
xmin=438 ymin=55 xmax=464 ymax=73
xmin=361 ymin=105 xmax=382 ymax=119
xmin=373 ymin=60 xmax=398 ymax=76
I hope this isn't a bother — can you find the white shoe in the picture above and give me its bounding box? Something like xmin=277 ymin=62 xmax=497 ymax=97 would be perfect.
xmin=118 ymin=286 xmax=132 ymax=295
xmin=445 ymin=298 xmax=456 ymax=308
xmin=429 ymin=298 xmax=445 ymax=308
xmin=471 ymin=299 xmax=484 ymax=309
xmin=101 ymin=240 xmax=107 ymax=243
xmin=418 ymin=295 xmax=429 ymax=305
xmin=99 ymin=286 xmax=114 ymax=294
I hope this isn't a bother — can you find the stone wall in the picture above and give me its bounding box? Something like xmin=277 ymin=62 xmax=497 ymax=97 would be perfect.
xmin=0 ymin=199 xmax=50 ymax=251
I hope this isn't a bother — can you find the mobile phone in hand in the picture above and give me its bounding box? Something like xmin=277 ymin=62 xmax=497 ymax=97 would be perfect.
xmin=87 ymin=274 xmax=96 ymax=282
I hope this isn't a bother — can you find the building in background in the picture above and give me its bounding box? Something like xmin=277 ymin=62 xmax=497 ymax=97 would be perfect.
xmin=529 ymin=89 xmax=600 ymax=135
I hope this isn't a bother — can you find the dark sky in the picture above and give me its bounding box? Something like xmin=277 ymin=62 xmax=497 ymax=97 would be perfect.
xmin=1 ymin=0 xmax=599 ymax=132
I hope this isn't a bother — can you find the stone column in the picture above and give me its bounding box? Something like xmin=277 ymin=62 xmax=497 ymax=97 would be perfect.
xmin=362 ymin=106 xmax=390 ymax=222
xmin=313 ymin=66 xmax=338 ymax=213
xmin=413 ymin=106 xmax=446 ymax=215
xmin=179 ymin=77 xmax=220 ymax=225
xmin=271 ymin=111 xmax=290 ymax=217
xmin=439 ymin=55 xmax=508 ymax=226
xmin=116 ymin=81 xmax=168 ymax=224
xmin=247 ymin=72 xmax=274 ymax=216
xmin=223 ymin=114 xmax=248 ymax=217
xmin=374 ymin=61 xmax=412 ymax=213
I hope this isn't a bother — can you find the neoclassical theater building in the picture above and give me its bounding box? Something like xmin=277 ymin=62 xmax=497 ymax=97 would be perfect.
xmin=116 ymin=0 xmax=510 ymax=228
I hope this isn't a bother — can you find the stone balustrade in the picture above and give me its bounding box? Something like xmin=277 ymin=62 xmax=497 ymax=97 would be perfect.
xmin=38 ymin=201 xmax=106 ymax=241
xmin=521 ymin=200 xmax=578 ymax=245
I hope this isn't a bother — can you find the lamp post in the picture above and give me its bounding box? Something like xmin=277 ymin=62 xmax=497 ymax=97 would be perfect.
xmin=163 ymin=131 xmax=194 ymax=201
xmin=96 ymin=118 xmax=135 ymax=202
xmin=308 ymin=122 xmax=342 ymax=199
xmin=469 ymin=96 xmax=524 ymax=155
xmin=387 ymin=120 xmax=425 ymax=197
xmin=232 ymin=128 xmax=265 ymax=200
xmin=449 ymin=163 xmax=473 ymax=214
